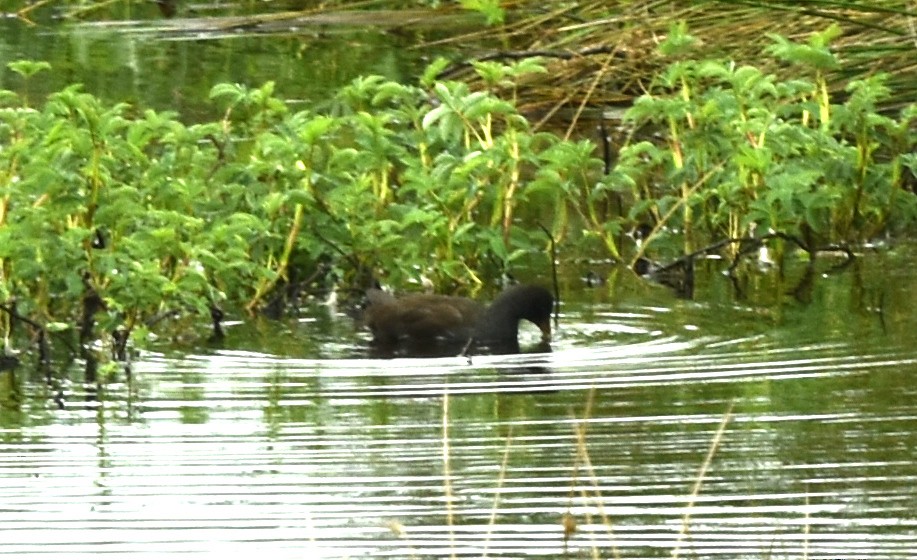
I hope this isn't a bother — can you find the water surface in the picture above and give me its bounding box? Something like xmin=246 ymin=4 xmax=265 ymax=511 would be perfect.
xmin=0 ymin=5 xmax=459 ymax=120
xmin=3 ymin=244 xmax=917 ymax=559
xmin=3 ymin=6 xmax=916 ymax=558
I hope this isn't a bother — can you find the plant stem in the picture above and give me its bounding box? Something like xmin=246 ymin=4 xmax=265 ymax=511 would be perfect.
xmin=441 ymin=390 xmax=456 ymax=560
xmin=671 ymin=399 xmax=735 ymax=560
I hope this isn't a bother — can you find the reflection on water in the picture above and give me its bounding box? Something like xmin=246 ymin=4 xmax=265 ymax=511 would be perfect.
xmin=0 ymin=7 xmax=452 ymax=122
xmin=2 ymin=245 xmax=917 ymax=558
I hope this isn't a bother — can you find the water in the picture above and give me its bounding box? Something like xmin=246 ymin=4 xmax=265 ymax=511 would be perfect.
xmin=2 ymin=7 xmax=917 ymax=558
xmin=0 ymin=5 xmax=460 ymax=121
xmin=3 ymin=243 xmax=917 ymax=559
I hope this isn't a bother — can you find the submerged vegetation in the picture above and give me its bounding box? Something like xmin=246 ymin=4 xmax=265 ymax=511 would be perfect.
xmin=0 ymin=25 xmax=915 ymax=367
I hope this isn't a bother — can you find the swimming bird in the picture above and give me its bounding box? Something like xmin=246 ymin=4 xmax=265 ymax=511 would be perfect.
xmin=362 ymin=284 xmax=554 ymax=355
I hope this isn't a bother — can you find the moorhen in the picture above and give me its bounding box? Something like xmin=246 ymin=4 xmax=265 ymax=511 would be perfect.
xmin=363 ymin=284 xmax=554 ymax=354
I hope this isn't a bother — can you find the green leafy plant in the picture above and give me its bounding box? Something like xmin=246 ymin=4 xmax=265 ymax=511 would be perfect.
xmin=459 ymin=0 xmax=505 ymax=26
xmin=613 ymin=24 xmax=917 ymax=260
xmin=0 ymin=58 xmax=605 ymax=362
xmin=8 ymin=27 xmax=910 ymax=367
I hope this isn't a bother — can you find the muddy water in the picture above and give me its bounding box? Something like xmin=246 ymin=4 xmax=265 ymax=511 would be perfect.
xmin=2 ymin=243 xmax=917 ymax=559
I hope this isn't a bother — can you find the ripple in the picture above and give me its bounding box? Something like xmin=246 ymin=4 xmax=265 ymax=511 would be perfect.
xmin=4 ymin=291 xmax=917 ymax=559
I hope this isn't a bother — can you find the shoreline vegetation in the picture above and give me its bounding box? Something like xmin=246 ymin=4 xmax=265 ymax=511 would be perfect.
xmin=0 ymin=3 xmax=915 ymax=372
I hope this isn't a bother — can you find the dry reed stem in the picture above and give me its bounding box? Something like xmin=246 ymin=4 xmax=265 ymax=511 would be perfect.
xmin=15 ymin=0 xmax=59 ymax=22
xmin=441 ymin=391 xmax=457 ymax=560
xmin=573 ymin=420 xmax=622 ymax=560
xmin=562 ymin=387 xmax=622 ymax=559
xmin=577 ymin=482 xmax=601 ymax=560
xmin=533 ymin=89 xmax=579 ymax=132
xmin=670 ymin=398 xmax=736 ymax=560
xmin=480 ymin=425 xmax=514 ymax=559
xmin=564 ymin=50 xmax=621 ymax=141
xmin=804 ymin=490 xmax=811 ymax=560
xmin=429 ymin=1 xmax=917 ymax=116
xmin=385 ymin=520 xmax=420 ymax=560
xmin=563 ymin=388 xmax=592 ymax=553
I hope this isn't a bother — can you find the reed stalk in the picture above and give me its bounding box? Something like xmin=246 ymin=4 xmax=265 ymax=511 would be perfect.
xmin=442 ymin=391 xmax=457 ymax=560
xmin=564 ymin=387 xmax=622 ymax=559
xmin=423 ymin=1 xmax=917 ymax=114
xmin=670 ymin=399 xmax=736 ymax=560
xmin=480 ymin=425 xmax=514 ymax=559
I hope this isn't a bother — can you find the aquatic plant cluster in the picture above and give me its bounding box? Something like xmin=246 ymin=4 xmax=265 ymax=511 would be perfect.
xmin=614 ymin=25 xmax=917 ymax=255
xmin=0 ymin=27 xmax=915 ymax=361
xmin=0 ymin=57 xmax=597 ymax=360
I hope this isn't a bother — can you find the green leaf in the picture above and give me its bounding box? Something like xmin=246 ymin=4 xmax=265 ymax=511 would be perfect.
xmin=658 ymin=21 xmax=697 ymax=57
xmin=299 ymin=115 xmax=335 ymax=145
xmin=459 ymin=0 xmax=504 ymax=25
xmin=421 ymin=104 xmax=449 ymax=131
xmin=286 ymin=190 xmax=312 ymax=207
xmin=7 ymin=60 xmax=51 ymax=78
xmin=209 ymin=82 xmax=246 ymax=105
xmin=487 ymin=233 xmax=507 ymax=260
xmin=421 ymin=58 xmax=452 ymax=88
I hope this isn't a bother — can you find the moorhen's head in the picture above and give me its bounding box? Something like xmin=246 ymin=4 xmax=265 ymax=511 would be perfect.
xmin=476 ymin=285 xmax=554 ymax=343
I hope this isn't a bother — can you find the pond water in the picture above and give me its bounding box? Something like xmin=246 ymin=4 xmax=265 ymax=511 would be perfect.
xmin=3 ymin=242 xmax=917 ymax=559
xmin=0 ymin=4 xmax=461 ymax=120
xmin=2 ymin=6 xmax=917 ymax=559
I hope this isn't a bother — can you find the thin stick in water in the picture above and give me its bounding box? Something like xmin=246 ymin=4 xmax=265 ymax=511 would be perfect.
xmin=480 ymin=425 xmax=514 ymax=559
xmin=538 ymin=223 xmax=561 ymax=326
xmin=442 ymin=391 xmax=457 ymax=559
xmin=671 ymin=399 xmax=735 ymax=560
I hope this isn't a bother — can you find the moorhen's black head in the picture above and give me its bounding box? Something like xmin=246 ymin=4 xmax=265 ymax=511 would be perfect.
xmin=474 ymin=285 xmax=554 ymax=343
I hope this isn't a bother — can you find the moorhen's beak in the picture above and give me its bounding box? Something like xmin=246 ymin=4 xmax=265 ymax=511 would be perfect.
xmin=535 ymin=318 xmax=552 ymax=342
